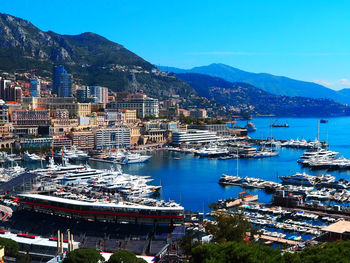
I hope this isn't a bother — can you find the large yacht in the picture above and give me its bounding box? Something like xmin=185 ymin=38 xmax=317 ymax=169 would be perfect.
xmin=279 ymin=172 xmax=335 ymax=186
xmin=119 ymin=152 xmax=152 ymax=164
xmin=55 ymin=146 xmax=89 ymax=161
xmin=22 ymin=151 xmax=45 ymax=162
xmin=196 ymin=145 xmax=229 ymax=157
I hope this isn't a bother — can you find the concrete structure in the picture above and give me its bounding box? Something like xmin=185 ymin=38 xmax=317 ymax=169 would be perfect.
xmin=53 ymin=135 xmax=72 ymax=148
xmin=179 ymin=109 xmax=190 ymax=117
xmin=68 ymin=131 xmax=95 ymax=150
xmin=12 ymin=109 xmax=50 ymax=126
xmin=10 ymin=126 xmax=38 ymax=137
xmin=108 ymin=96 xmax=159 ymax=118
xmin=94 ymin=127 xmax=131 ymax=149
xmin=52 ymin=109 xmax=69 ymax=119
xmin=0 ymin=100 xmax=9 ymax=123
xmin=171 ymin=129 xmax=219 ymax=145
xmin=18 ymin=138 xmax=53 ymax=148
xmin=191 ymin=124 xmax=231 ymax=136
xmin=22 ymin=97 xmax=91 ymax=118
xmin=50 ymin=118 xmax=79 ymax=135
xmin=189 ymin=109 xmax=207 ymax=118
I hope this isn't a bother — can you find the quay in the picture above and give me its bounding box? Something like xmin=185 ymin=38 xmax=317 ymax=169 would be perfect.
xmin=257 ymin=234 xmax=302 ymax=246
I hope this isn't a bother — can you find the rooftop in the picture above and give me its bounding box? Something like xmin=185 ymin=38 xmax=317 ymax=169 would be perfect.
xmin=321 ymin=220 xmax=350 ymax=234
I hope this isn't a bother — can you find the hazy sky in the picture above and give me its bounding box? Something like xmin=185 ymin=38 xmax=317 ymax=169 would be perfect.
xmin=2 ymin=0 xmax=350 ymax=90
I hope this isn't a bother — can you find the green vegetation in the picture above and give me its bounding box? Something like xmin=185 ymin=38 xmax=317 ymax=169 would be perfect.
xmin=0 ymin=236 xmax=19 ymax=257
xmin=184 ymin=210 xmax=350 ymax=263
xmin=0 ymin=237 xmax=31 ymax=262
xmin=190 ymin=241 xmax=282 ymax=263
xmin=107 ymin=250 xmax=147 ymax=263
xmin=64 ymin=248 xmax=104 ymax=263
xmin=205 ymin=211 xmax=258 ymax=244
xmin=63 ymin=248 xmax=146 ymax=263
xmin=190 ymin=241 xmax=350 ymax=263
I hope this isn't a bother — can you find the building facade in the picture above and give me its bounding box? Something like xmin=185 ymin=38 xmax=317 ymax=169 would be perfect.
xmin=68 ymin=131 xmax=95 ymax=150
xmin=53 ymin=65 xmax=72 ymax=97
xmin=30 ymin=78 xmax=41 ymax=97
xmin=171 ymin=129 xmax=219 ymax=145
xmin=108 ymin=97 xmax=159 ymax=119
xmin=12 ymin=109 xmax=50 ymax=126
xmin=94 ymin=127 xmax=131 ymax=149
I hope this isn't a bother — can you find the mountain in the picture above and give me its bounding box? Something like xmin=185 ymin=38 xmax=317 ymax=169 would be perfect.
xmin=158 ymin=64 xmax=350 ymax=104
xmin=0 ymin=13 xmax=195 ymax=100
xmin=176 ymin=73 xmax=350 ymax=117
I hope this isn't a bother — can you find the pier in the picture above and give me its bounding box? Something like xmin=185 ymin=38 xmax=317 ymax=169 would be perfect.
xmin=257 ymin=234 xmax=302 ymax=246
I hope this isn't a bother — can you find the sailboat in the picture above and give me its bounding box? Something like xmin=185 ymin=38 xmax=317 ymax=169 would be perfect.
xmin=253 ymin=121 xmax=280 ymax=158
xmin=219 ymin=150 xmax=243 ymax=185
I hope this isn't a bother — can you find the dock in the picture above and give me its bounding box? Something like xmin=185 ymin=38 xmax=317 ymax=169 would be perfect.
xmin=257 ymin=234 xmax=302 ymax=245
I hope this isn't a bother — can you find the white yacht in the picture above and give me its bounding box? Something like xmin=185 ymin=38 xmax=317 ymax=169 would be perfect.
xmin=119 ymin=152 xmax=152 ymax=164
xmin=196 ymin=145 xmax=229 ymax=157
xmin=55 ymin=146 xmax=89 ymax=161
xmin=22 ymin=151 xmax=45 ymax=162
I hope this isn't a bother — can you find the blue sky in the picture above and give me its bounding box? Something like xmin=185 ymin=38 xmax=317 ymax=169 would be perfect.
xmin=2 ymin=0 xmax=350 ymax=90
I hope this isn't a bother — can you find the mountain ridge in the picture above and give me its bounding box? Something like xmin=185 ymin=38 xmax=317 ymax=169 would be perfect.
xmin=176 ymin=72 xmax=350 ymax=117
xmin=0 ymin=12 xmax=195 ymax=100
xmin=158 ymin=63 xmax=350 ymax=104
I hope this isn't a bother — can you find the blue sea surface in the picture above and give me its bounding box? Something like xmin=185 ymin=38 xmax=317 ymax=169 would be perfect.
xmin=118 ymin=117 xmax=350 ymax=214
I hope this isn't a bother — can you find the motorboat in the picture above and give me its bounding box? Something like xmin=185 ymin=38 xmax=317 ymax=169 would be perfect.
xmin=219 ymin=174 xmax=243 ymax=185
xmin=22 ymin=151 xmax=44 ymax=162
xmin=119 ymin=152 xmax=152 ymax=164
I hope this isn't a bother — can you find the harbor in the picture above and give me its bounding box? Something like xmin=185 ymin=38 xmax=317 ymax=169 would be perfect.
xmin=0 ymin=117 xmax=349 ymax=257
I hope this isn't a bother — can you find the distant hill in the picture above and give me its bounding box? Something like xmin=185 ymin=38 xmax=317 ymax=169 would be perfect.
xmin=159 ymin=64 xmax=350 ymax=104
xmin=176 ymin=73 xmax=350 ymax=117
xmin=0 ymin=13 xmax=195 ymax=100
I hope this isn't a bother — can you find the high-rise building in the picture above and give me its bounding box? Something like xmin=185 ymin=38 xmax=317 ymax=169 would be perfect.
xmin=30 ymin=78 xmax=41 ymax=97
xmin=76 ymin=87 xmax=90 ymax=103
xmin=89 ymin=86 xmax=108 ymax=103
xmin=0 ymin=79 xmax=11 ymax=101
xmin=53 ymin=65 xmax=72 ymax=97
xmin=5 ymin=86 xmax=22 ymax=103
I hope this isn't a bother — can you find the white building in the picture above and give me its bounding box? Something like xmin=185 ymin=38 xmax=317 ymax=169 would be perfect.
xmin=94 ymin=127 xmax=131 ymax=149
xmin=172 ymin=129 xmax=219 ymax=145
xmin=108 ymin=97 xmax=159 ymax=119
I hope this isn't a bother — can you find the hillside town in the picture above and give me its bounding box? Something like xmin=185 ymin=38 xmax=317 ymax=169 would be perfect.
xmin=0 ymin=66 xmax=245 ymax=153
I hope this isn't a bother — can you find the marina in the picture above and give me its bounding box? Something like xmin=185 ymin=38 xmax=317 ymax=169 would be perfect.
xmin=0 ymin=116 xmax=349 ymax=257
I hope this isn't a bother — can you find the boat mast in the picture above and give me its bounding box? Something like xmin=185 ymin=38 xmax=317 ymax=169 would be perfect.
xmin=317 ymin=119 xmax=320 ymax=141
xmin=236 ymin=149 xmax=239 ymax=177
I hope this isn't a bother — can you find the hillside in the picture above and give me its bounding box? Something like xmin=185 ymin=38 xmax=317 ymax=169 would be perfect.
xmin=159 ymin=64 xmax=350 ymax=104
xmin=0 ymin=13 xmax=195 ymax=100
xmin=176 ymin=73 xmax=350 ymax=117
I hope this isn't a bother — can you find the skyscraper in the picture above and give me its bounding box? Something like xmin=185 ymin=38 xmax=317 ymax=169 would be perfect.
xmin=76 ymin=86 xmax=90 ymax=103
xmin=53 ymin=65 xmax=72 ymax=97
xmin=30 ymin=78 xmax=41 ymax=97
xmin=89 ymin=86 xmax=109 ymax=103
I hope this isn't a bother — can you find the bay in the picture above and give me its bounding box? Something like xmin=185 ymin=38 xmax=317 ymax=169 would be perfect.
xmin=119 ymin=117 xmax=350 ymax=214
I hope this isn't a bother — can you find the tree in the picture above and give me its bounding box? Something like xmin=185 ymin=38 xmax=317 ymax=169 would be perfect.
xmin=64 ymin=248 xmax=104 ymax=263
xmin=0 ymin=237 xmax=19 ymax=257
xmin=205 ymin=211 xmax=257 ymax=243
xmin=108 ymin=250 xmax=147 ymax=263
